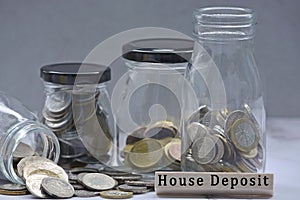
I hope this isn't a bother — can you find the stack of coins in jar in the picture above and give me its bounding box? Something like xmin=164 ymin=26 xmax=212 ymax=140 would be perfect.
xmin=40 ymin=63 xmax=114 ymax=168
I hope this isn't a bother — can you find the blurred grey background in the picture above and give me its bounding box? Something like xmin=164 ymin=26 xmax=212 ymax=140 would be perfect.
xmin=0 ymin=0 xmax=299 ymax=118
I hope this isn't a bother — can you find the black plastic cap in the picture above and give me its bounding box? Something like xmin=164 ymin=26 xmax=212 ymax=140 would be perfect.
xmin=122 ymin=38 xmax=194 ymax=63
xmin=40 ymin=63 xmax=111 ymax=85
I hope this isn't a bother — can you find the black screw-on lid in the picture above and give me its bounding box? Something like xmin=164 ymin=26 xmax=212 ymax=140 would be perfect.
xmin=122 ymin=38 xmax=194 ymax=63
xmin=40 ymin=63 xmax=111 ymax=85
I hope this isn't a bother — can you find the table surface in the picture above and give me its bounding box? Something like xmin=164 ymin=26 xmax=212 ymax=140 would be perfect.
xmin=1 ymin=118 xmax=299 ymax=199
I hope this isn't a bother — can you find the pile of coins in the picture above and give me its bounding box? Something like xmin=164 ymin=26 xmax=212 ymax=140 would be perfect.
xmin=1 ymin=152 xmax=155 ymax=199
xmin=184 ymin=103 xmax=264 ymax=173
xmin=42 ymin=90 xmax=112 ymax=167
xmin=123 ymin=121 xmax=181 ymax=172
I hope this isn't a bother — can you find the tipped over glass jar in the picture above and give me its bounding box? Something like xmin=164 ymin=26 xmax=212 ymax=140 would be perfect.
xmin=0 ymin=91 xmax=59 ymax=184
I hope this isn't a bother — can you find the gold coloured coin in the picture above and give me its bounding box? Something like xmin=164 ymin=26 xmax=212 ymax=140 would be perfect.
xmin=164 ymin=139 xmax=181 ymax=163
xmin=0 ymin=184 xmax=28 ymax=195
xmin=239 ymin=146 xmax=258 ymax=158
xmin=230 ymin=118 xmax=259 ymax=152
xmin=144 ymin=121 xmax=177 ymax=139
xmin=128 ymin=138 xmax=163 ymax=169
xmin=0 ymin=189 xmax=28 ymax=195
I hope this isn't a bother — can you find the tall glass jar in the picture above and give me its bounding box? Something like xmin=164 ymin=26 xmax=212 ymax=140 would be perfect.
xmin=40 ymin=63 xmax=115 ymax=168
xmin=182 ymin=7 xmax=266 ymax=173
xmin=0 ymin=91 xmax=59 ymax=184
xmin=113 ymin=38 xmax=193 ymax=175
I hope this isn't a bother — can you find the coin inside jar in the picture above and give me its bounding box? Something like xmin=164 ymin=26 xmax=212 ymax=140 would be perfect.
xmin=229 ymin=118 xmax=259 ymax=152
xmin=45 ymin=91 xmax=71 ymax=115
xmin=192 ymin=135 xmax=217 ymax=165
xmin=144 ymin=121 xmax=177 ymax=140
xmin=13 ymin=142 xmax=35 ymax=161
xmin=164 ymin=139 xmax=181 ymax=163
xmin=128 ymin=138 xmax=163 ymax=169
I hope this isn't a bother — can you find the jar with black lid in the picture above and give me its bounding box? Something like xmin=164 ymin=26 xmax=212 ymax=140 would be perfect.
xmin=113 ymin=38 xmax=193 ymax=174
xmin=40 ymin=63 xmax=115 ymax=168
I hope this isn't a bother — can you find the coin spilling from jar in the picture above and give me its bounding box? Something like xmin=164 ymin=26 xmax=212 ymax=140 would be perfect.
xmin=123 ymin=120 xmax=181 ymax=172
xmin=2 ymin=146 xmax=155 ymax=199
xmin=184 ymin=104 xmax=264 ymax=173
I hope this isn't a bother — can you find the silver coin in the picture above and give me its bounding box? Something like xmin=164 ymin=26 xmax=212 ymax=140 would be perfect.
xmin=44 ymin=112 xmax=73 ymax=130
xmin=111 ymin=174 xmax=142 ymax=183
xmin=224 ymin=110 xmax=248 ymax=136
xmin=71 ymin=184 xmax=85 ymax=190
xmin=25 ymin=174 xmax=50 ymax=198
xmin=243 ymin=103 xmax=258 ymax=123
xmin=188 ymin=105 xmax=210 ymax=123
xmin=186 ymin=122 xmax=209 ymax=144
xmin=76 ymin=173 xmax=88 ymax=185
xmin=118 ymin=184 xmax=150 ymax=194
xmin=202 ymin=110 xmax=225 ymax=128
xmin=0 ymin=183 xmax=26 ymax=191
xmin=192 ymin=135 xmax=217 ymax=164
xmin=103 ymin=166 xmax=131 ymax=173
xmin=184 ymin=155 xmax=206 ymax=172
xmin=13 ymin=142 xmax=35 ymax=159
xmin=68 ymin=172 xmax=77 ymax=181
xmin=17 ymin=156 xmax=51 ymax=178
xmin=103 ymin=171 xmax=131 ymax=176
xmin=243 ymin=103 xmax=262 ymax=133
xmin=70 ymin=167 xmax=98 ymax=174
xmin=41 ymin=177 xmax=74 ymax=198
xmin=42 ymin=106 xmax=71 ymax=123
xmin=75 ymin=155 xmax=101 ymax=164
xmin=125 ymin=180 xmax=154 ymax=188
xmin=81 ymin=173 xmax=116 ymax=191
xmin=230 ymin=118 xmax=259 ymax=152
xmin=45 ymin=91 xmax=71 ymax=114
xmin=74 ymin=190 xmax=99 ymax=197
xmin=100 ymin=190 xmax=133 ymax=199
xmin=22 ymin=159 xmax=68 ymax=181
xmin=210 ymin=135 xmax=224 ymax=164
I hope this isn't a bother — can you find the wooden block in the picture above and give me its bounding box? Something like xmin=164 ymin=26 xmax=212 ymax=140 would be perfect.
xmin=155 ymin=171 xmax=273 ymax=198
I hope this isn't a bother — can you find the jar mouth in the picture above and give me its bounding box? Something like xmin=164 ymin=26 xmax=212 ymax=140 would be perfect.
xmin=193 ymin=7 xmax=256 ymax=41
xmin=0 ymin=121 xmax=60 ymax=184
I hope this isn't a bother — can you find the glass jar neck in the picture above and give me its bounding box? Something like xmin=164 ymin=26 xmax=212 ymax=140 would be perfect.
xmin=193 ymin=7 xmax=256 ymax=42
xmin=43 ymin=81 xmax=106 ymax=94
xmin=0 ymin=120 xmax=60 ymax=184
xmin=125 ymin=60 xmax=187 ymax=75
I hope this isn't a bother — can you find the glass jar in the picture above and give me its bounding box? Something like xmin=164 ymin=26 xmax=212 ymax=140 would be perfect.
xmin=113 ymin=38 xmax=193 ymax=174
xmin=182 ymin=7 xmax=266 ymax=173
xmin=0 ymin=91 xmax=59 ymax=184
xmin=40 ymin=63 xmax=115 ymax=168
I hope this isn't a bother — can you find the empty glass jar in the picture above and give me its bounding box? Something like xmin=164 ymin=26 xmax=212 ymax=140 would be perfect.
xmin=40 ymin=63 xmax=115 ymax=168
xmin=113 ymin=38 xmax=193 ymax=174
xmin=182 ymin=7 xmax=266 ymax=173
xmin=0 ymin=91 xmax=59 ymax=184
